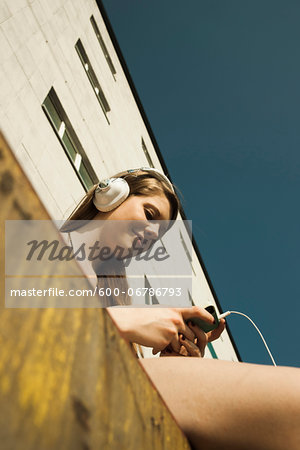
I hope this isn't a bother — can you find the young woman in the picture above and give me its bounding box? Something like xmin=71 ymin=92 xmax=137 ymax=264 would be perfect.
xmin=62 ymin=168 xmax=300 ymax=450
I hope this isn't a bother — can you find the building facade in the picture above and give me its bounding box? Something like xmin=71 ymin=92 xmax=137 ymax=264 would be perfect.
xmin=0 ymin=0 xmax=239 ymax=361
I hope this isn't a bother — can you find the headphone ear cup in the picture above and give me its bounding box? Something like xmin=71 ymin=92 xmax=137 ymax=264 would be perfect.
xmin=93 ymin=178 xmax=130 ymax=212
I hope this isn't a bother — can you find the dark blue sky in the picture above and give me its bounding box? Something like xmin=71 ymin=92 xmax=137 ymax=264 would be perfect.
xmin=101 ymin=0 xmax=300 ymax=367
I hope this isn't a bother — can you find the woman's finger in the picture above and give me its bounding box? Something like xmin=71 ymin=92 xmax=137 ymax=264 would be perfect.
xmin=170 ymin=333 xmax=181 ymax=353
xmin=152 ymin=323 xmax=195 ymax=355
xmin=186 ymin=323 xmax=208 ymax=357
xmin=179 ymin=334 xmax=201 ymax=357
xmin=178 ymin=345 xmax=189 ymax=356
xmin=180 ymin=306 xmax=215 ymax=326
xmin=160 ymin=345 xmax=175 ymax=356
xmin=207 ymin=319 xmax=226 ymax=342
xmin=160 ymin=344 xmax=188 ymax=357
xmin=170 ymin=319 xmax=197 ymax=352
xmin=177 ymin=321 xmax=196 ymax=342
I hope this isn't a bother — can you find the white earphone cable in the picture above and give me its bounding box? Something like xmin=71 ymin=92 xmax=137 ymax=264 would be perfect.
xmin=219 ymin=310 xmax=277 ymax=366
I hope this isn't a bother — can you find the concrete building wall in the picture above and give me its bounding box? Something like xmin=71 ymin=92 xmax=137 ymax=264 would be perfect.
xmin=0 ymin=0 xmax=160 ymax=218
xmin=0 ymin=0 xmax=239 ymax=361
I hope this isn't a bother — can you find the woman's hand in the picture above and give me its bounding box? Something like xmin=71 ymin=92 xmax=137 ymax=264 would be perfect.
xmin=160 ymin=319 xmax=226 ymax=357
xmin=160 ymin=334 xmax=202 ymax=357
xmin=107 ymin=306 xmax=225 ymax=356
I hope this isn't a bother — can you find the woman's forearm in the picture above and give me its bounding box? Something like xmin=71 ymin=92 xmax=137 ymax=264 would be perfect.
xmin=107 ymin=307 xmax=137 ymax=341
xmin=107 ymin=306 xmax=224 ymax=355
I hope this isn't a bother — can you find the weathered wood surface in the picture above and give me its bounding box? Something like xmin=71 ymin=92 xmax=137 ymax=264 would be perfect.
xmin=0 ymin=132 xmax=190 ymax=450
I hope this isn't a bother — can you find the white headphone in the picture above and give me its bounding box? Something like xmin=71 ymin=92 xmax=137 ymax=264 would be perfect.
xmin=93 ymin=167 xmax=174 ymax=212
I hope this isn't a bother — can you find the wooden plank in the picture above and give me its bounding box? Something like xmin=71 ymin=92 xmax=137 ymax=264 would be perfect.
xmin=0 ymin=132 xmax=190 ymax=449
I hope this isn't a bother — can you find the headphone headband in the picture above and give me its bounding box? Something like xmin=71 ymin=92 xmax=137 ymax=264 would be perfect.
xmin=114 ymin=167 xmax=174 ymax=193
xmin=93 ymin=167 xmax=174 ymax=212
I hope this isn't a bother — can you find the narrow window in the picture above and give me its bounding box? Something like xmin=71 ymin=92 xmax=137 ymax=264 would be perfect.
xmin=179 ymin=230 xmax=195 ymax=275
xmin=42 ymin=87 xmax=98 ymax=191
xmin=90 ymin=15 xmax=116 ymax=79
xmin=144 ymin=275 xmax=159 ymax=305
xmin=75 ymin=39 xmax=110 ymax=123
xmin=159 ymin=238 xmax=168 ymax=256
xmin=141 ymin=138 xmax=154 ymax=168
xmin=207 ymin=342 xmax=218 ymax=359
xmin=188 ymin=290 xmax=195 ymax=306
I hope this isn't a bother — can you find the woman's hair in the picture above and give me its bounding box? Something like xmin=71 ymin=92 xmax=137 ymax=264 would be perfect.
xmin=61 ymin=169 xmax=180 ymax=232
xmin=61 ymin=169 xmax=181 ymax=306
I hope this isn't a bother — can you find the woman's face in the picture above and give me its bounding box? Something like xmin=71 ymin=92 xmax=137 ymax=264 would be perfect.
xmin=94 ymin=193 xmax=171 ymax=257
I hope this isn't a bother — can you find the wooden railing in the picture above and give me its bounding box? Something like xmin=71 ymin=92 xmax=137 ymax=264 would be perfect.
xmin=0 ymin=132 xmax=190 ymax=449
